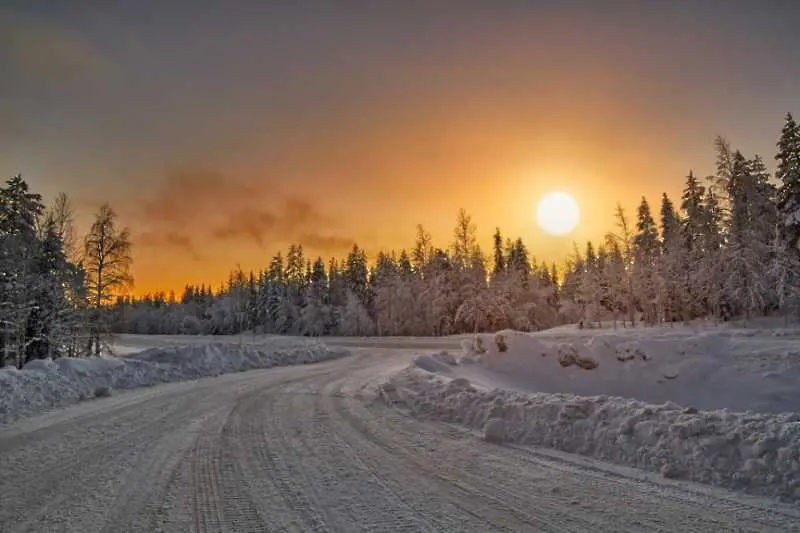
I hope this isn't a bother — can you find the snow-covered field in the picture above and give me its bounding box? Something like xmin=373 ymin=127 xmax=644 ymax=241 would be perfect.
xmin=380 ymin=325 xmax=800 ymax=502
xmin=0 ymin=337 xmax=349 ymax=427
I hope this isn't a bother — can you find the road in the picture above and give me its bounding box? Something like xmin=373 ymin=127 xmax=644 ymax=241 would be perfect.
xmin=1 ymin=347 xmax=799 ymax=532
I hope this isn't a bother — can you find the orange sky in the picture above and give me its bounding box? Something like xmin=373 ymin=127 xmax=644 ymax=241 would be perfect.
xmin=3 ymin=4 xmax=799 ymax=295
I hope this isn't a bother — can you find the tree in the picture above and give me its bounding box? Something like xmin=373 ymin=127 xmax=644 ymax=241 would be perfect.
xmin=301 ymin=257 xmax=329 ymax=336
xmin=711 ymin=136 xmax=736 ymax=216
xmin=83 ymin=204 xmax=133 ymax=356
xmin=680 ymin=172 xmax=707 ymax=319
xmin=606 ymin=203 xmax=635 ymax=325
xmin=492 ymin=227 xmax=505 ymax=277
xmin=769 ymin=224 xmax=800 ymax=323
xmin=452 ymin=208 xmax=477 ymax=270
xmin=723 ymin=152 xmax=774 ymax=320
xmin=633 ymin=197 xmax=660 ymax=325
xmin=775 ymin=112 xmax=800 ymax=253
xmin=412 ymin=224 xmax=433 ymax=275
xmin=0 ymin=175 xmax=45 ymax=367
xmin=43 ymin=192 xmax=78 ymax=262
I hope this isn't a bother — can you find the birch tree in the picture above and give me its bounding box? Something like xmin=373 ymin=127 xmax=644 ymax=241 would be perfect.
xmin=83 ymin=204 xmax=133 ymax=356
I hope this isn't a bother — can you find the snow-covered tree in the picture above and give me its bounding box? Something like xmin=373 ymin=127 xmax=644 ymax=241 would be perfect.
xmin=606 ymin=204 xmax=636 ymax=325
xmin=723 ymin=153 xmax=774 ymax=320
xmin=632 ymin=197 xmax=660 ymax=325
xmin=776 ymin=113 xmax=800 ymax=253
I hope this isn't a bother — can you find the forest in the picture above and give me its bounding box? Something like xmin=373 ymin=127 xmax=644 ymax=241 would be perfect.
xmin=2 ymin=113 xmax=800 ymax=366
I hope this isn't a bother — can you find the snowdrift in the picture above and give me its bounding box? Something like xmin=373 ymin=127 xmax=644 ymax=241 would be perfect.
xmin=447 ymin=328 xmax=800 ymax=414
xmin=396 ymin=327 xmax=800 ymax=501
xmin=381 ymin=368 xmax=800 ymax=503
xmin=0 ymin=340 xmax=349 ymax=427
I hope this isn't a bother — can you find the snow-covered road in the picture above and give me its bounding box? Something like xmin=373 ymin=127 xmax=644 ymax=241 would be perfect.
xmin=2 ymin=346 xmax=799 ymax=533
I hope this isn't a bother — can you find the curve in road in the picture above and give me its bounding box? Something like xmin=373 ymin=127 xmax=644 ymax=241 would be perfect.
xmin=1 ymin=348 xmax=798 ymax=532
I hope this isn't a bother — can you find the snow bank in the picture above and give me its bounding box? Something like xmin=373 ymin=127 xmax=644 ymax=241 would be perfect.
xmin=454 ymin=328 xmax=800 ymax=414
xmin=0 ymin=341 xmax=349 ymax=427
xmin=381 ymin=368 xmax=800 ymax=503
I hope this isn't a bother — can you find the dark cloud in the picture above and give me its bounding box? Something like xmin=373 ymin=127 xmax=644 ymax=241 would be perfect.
xmin=137 ymin=231 xmax=201 ymax=261
xmin=136 ymin=167 xmax=354 ymax=254
xmin=139 ymin=168 xmax=258 ymax=226
xmin=211 ymin=208 xmax=277 ymax=246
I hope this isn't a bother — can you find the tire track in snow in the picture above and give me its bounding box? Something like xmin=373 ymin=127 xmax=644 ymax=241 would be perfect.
xmin=324 ymin=375 xmax=590 ymax=532
xmin=329 ymin=357 xmax=800 ymax=533
xmin=2 ymin=346 xmax=799 ymax=532
xmin=0 ymin=389 xmax=205 ymax=532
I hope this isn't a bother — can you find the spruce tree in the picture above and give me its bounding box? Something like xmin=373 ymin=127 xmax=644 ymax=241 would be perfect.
xmin=492 ymin=227 xmax=505 ymax=277
xmin=775 ymin=112 xmax=800 ymax=252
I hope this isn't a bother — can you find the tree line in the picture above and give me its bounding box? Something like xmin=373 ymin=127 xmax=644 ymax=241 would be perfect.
xmin=0 ymin=178 xmax=132 ymax=367
xmin=4 ymin=113 xmax=800 ymax=363
xmin=112 ymin=113 xmax=800 ymax=337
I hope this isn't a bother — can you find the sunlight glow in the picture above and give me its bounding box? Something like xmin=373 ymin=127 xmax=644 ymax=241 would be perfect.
xmin=536 ymin=191 xmax=580 ymax=236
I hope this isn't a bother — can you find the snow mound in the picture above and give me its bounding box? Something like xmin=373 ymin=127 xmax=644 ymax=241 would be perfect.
xmin=380 ymin=368 xmax=800 ymax=503
xmin=0 ymin=341 xmax=349 ymax=427
xmin=413 ymin=354 xmax=454 ymax=374
xmin=449 ymin=328 xmax=800 ymax=414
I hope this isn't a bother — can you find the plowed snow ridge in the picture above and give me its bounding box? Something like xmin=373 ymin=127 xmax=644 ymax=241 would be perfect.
xmin=386 ymin=327 xmax=800 ymax=503
xmin=0 ymin=340 xmax=349 ymax=427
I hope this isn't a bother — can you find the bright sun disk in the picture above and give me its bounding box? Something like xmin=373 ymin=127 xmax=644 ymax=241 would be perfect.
xmin=536 ymin=191 xmax=580 ymax=236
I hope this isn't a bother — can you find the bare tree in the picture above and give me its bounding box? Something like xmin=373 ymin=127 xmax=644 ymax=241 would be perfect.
xmin=43 ymin=192 xmax=78 ymax=262
xmin=451 ymin=208 xmax=477 ymax=270
xmin=83 ymin=204 xmax=133 ymax=356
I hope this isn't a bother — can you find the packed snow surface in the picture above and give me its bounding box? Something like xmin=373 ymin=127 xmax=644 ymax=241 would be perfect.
xmin=380 ymin=325 xmax=800 ymax=502
xmin=451 ymin=326 xmax=800 ymax=414
xmin=0 ymin=339 xmax=349 ymax=427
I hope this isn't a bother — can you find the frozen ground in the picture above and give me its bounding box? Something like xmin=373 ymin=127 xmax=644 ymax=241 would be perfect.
xmin=0 ymin=337 xmax=348 ymax=427
xmin=2 ymin=345 xmax=799 ymax=532
xmin=381 ymin=325 xmax=800 ymax=502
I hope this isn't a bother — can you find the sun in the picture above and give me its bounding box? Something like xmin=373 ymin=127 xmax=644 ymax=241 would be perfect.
xmin=536 ymin=191 xmax=580 ymax=236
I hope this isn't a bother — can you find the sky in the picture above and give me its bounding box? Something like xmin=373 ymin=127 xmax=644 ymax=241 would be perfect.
xmin=2 ymin=1 xmax=800 ymax=295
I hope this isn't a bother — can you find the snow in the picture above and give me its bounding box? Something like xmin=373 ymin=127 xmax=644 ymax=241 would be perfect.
xmin=388 ymin=325 xmax=800 ymax=502
xmin=0 ymin=338 xmax=349 ymax=427
xmin=435 ymin=327 xmax=800 ymax=413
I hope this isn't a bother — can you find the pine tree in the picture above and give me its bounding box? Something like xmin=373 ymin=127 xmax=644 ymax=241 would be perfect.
xmin=492 ymin=227 xmax=505 ymax=277
xmin=681 ymin=171 xmax=706 ymax=252
xmin=723 ymin=152 xmax=774 ymax=320
xmin=680 ymin=172 xmax=712 ymax=319
xmin=301 ymin=257 xmax=329 ymax=336
xmin=775 ymin=112 xmax=800 ymax=252
xmin=711 ymin=136 xmax=736 ymax=215
xmin=633 ymin=197 xmax=660 ymax=325
xmin=769 ymin=224 xmax=800 ymax=322
xmin=699 ymin=187 xmax=725 ymax=319
xmin=26 ymin=220 xmax=74 ymax=361
xmin=265 ymin=252 xmax=288 ymax=333
xmin=0 ymin=175 xmax=46 ymax=367
xmin=659 ymin=193 xmax=681 ymax=250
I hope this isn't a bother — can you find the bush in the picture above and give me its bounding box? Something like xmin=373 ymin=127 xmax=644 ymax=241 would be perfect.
xmin=494 ymin=332 xmax=508 ymax=352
